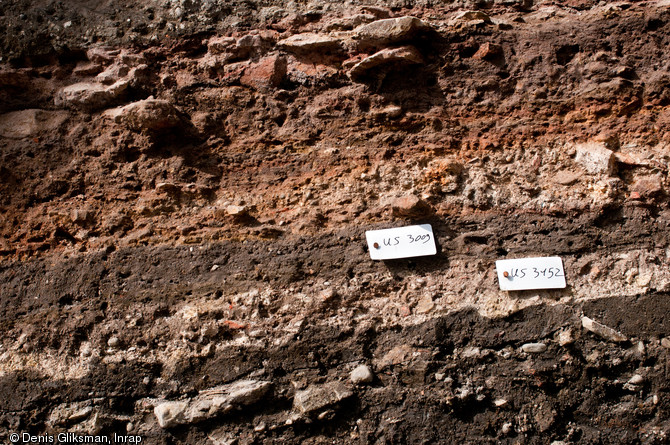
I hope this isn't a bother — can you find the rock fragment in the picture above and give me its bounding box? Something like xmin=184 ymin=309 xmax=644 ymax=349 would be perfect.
xmin=55 ymin=80 xmax=129 ymax=111
xmin=521 ymin=342 xmax=547 ymax=353
xmin=354 ymin=16 xmax=432 ymax=50
xmin=106 ymin=98 xmax=182 ymax=132
xmin=207 ymin=36 xmax=237 ymax=54
xmin=154 ymin=380 xmax=271 ymax=428
xmin=0 ymin=109 xmax=68 ymax=139
xmin=574 ymin=142 xmax=615 ymax=175
xmin=473 ymin=43 xmax=503 ymax=60
xmin=226 ymin=205 xmax=248 ymax=217
xmin=581 ymin=316 xmax=628 ymax=343
xmin=451 ymin=11 xmax=492 ymax=25
xmin=376 ymin=344 xmax=414 ymax=368
xmin=552 ymin=170 xmax=581 ymax=186
xmin=349 ymin=46 xmax=423 ymax=81
xmin=324 ymin=14 xmax=376 ymax=31
xmin=631 ymin=177 xmax=664 ymax=198
xmin=415 ymin=294 xmax=435 ymax=314
xmin=501 ymin=422 xmax=513 ymax=435
xmin=350 ymin=365 xmax=374 ymax=385
xmin=557 ymin=329 xmax=575 ymax=346
xmin=277 ymin=33 xmax=343 ymax=53
xmin=86 ymin=47 xmax=119 ymax=64
xmin=241 ymin=55 xmax=287 ymax=90
xmin=48 ymin=402 xmax=95 ymax=427
xmin=154 ymin=401 xmax=188 ymax=429
xmin=293 ymin=381 xmax=353 ymax=416
xmin=371 ymin=105 xmax=403 ymax=120
xmin=391 ymin=195 xmax=433 ymax=218
xmin=623 ymin=373 xmax=645 ymax=391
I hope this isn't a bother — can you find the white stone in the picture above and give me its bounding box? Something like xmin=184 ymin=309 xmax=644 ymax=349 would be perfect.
xmin=154 ymin=401 xmax=188 ymax=428
xmin=521 ymin=342 xmax=547 ymax=353
xmin=558 ymin=329 xmax=574 ymax=346
xmin=350 ymin=365 xmax=374 ymax=384
xmin=581 ymin=316 xmax=628 ymax=343
xmin=226 ymin=205 xmax=248 ymax=216
xmin=575 ymin=142 xmax=615 ymax=175
xmin=154 ymin=380 xmax=271 ymax=428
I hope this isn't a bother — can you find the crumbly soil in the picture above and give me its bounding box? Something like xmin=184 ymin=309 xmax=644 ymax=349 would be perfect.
xmin=1 ymin=0 xmax=670 ymax=444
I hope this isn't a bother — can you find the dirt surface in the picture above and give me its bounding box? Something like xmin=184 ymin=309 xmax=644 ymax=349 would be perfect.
xmin=1 ymin=0 xmax=670 ymax=443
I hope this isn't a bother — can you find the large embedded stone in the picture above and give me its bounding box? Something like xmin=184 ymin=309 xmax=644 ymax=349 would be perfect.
xmin=154 ymin=380 xmax=271 ymax=428
xmin=354 ymin=16 xmax=432 ymax=50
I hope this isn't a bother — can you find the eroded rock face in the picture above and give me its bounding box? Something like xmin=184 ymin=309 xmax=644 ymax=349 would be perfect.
xmin=2 ymin=1 xmax=670 ymax=444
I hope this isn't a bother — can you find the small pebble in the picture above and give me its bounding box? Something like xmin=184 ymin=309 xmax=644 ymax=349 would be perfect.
xmin=558 ymin=329 xmax=574 ymax=346
xmin=628 ymin=374 xmax=644 ymax=386
xmin=107 ymin=337 xmax=120 ymax=348
xmin=350 ymin=364 xmax=374 ymax=384
xmin=501 ymin=422 xmax=513 ymax=435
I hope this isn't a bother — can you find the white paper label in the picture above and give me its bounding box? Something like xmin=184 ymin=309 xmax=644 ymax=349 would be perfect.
xmin=496 ymin=257 xmax=566 ymax=291
xmin=366 ymin=224 xmax=437 ymax=260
